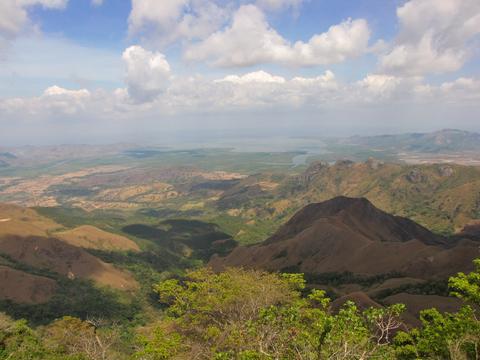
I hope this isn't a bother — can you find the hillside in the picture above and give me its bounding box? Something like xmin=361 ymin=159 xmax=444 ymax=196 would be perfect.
xmin=210 ymin=197 xmax=480 ymax=278
xmin=0 ymin=203 xmax=138 ymax=291
xmin=0 ymin=203 xmax=62 ymax=237
xmin=54 ymin=225 xmax=140 ymax=252
xmin=0 ymin=266 xmax=57 ymax=304
xmin=344 ymin=129 xmax=480 ymax=153
xmin=218 ymin=160 xmax=480 ymax=237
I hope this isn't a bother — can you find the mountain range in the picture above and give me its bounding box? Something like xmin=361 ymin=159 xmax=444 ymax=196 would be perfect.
xmin=343 ymin=129 xmax=480 ymax=153
xmin=210 ymin=196 xmax=480 ymax=324
xmin=210 ymin=196 xmax=479 ymax=278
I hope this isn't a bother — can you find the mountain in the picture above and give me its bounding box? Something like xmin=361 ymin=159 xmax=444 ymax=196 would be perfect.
xmin=210 ymin=197 xmax=480 ymax=279
xmin=272 ymin=159 xmax=480 ymax=234
xmin=0 ymin=235 xmax=137 ymax=291
xmin=345 ymin=129 xmax=480 ymax=153
xmin=0 ymin=203 xmax=138 ymax=304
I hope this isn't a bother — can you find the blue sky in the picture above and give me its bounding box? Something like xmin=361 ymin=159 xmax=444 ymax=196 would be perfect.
xmin=0 ymin=0 xmax=479 ymax=145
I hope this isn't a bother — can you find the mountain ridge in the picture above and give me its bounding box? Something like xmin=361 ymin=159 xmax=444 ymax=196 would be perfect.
xmin=210 ymin=196 xmax=480 ymax=279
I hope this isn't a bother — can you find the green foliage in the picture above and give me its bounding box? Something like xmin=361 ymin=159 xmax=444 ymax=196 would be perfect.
xmin=0 ymin=277 xmax=140 ymax=326
xmin=136 ymin=261 xmax=480 ymax=359
xmin=394 ymin=307 xmax=480 ymax=359
xmin=2 ymin=260 xmax=480 ymax=359
xmin=138 ymin=268 xmax=406 ymax=359
xmin=0 ymin=313 xmax=80 ymax=360
xmin=375 ymin=279 xmax=449 ymax=300
xmin=133 ymin=325 xmax=184 ymax=360
xmin=394 ymin=258 xmax=480 ymax=360
xmin=122 ymin=219 xmax=237 ymax=260
xmin=449 ymin=259 xmax=480 ymax=306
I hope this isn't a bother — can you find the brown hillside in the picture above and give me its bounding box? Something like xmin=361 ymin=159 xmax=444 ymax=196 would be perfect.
xmin=330 ymin=292 xmax=381 ymax=313
xmin=383 ymin=293 xmax=464 ymax=327
xmin=0 ymin=265 xmax=57 ymax=304
xmin=277 ymin=161 xmax=480 ymax=234
xmin=0 ymin=235 xmax=138 ymax=291
xmin=265 ymin=197 xmax=445 ymax=246
xmin=210 ymin=197 xmax=480 ymax=278
xmin=0 ymin=203 xmax=61 ymax=237
xmin=55 ymin=225 xmax=140 ymax=252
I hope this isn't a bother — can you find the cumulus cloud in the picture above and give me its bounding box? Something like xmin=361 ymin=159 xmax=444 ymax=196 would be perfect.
xmin=0 ymin=0 xmax=68 ymax=55
xmin=380 ymin=0 xmax=480 ymax=76
xmin=128 ymin=0 xmax=187 ymax=34
xmin=122 ymin=45 xmax=172 ymax=102
xmin=256 ymin=0 xmax=305 ymax=12
xmin=128 ymin=1 xmax=369 ymax=68
xmin=0 ymin=85 xmax=91 ymax=116
xmin=2 ymin=71 xmax=480 ymax=126
xmin=216 ymin=70 xmax=286 ymax=84
xmin=184 ymin=5 xmax=370 ymax=67
xmin=128 ymin=0 xmax=230 ymax=46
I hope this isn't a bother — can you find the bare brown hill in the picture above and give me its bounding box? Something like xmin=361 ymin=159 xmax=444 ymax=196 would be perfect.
xmin=55 ymin=225 xmax=140 ymax=252
xmin=0 ymin=235 xmax=138 ymax=291
xmin=383 ymin=293 xmax=464 ymax=327
xmin=210 ymin=197 xmax=480 ymax=279
xmin=0 ymin=203 xmax=61 ymax=237
xmin=0 ymin=203 xmax=139 ymax=291
xmin=0 ymin=265 xmax=57 ymax=304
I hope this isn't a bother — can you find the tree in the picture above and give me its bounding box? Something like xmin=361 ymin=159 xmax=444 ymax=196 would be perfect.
xmin=449 ymin=258 xmax=480 ymax=306
xmin=395 ymin=258 xmax=480 ymax=360
xmin=137 ymin=268 xmax=406 ymax=359
xmin=0 ymin=313 xmax=66 ymax=360
xmin=43 ymin=316 xmax=121 ymax=360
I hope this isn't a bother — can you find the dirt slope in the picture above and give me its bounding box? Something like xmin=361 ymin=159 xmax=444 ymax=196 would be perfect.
xmin=55 ymin=225 xmax=140 ymax=252
xmin=0 ymin=203 xmax=61 ymax=237
xmin=0 ymin=265 xmax=57 ymax=304
xmin=383 ymin=293 xmax=464 ymax=327
xmin=0 ymin=235 xmax=138 ymax=291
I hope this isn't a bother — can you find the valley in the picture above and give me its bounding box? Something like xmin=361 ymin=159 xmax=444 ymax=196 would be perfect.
xmin=0 ymin=129 xmax=480 ymax=358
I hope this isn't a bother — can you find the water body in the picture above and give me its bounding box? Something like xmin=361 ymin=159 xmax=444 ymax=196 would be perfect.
xmin=292 ymin=153 xmax=311 ymax=167
xmin=291 ymin=149 xmax=329 ymax=167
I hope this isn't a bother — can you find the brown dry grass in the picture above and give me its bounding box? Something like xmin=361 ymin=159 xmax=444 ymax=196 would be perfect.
xmin=0 ymin=265 xmax=57 ymax=304
xmin=0 ymin=203 xmax=62 ymax=237
xmin=54 ymin=225 xmax=140 ymax=252
xmin=0 ymin=235 xmax=138 ymax=291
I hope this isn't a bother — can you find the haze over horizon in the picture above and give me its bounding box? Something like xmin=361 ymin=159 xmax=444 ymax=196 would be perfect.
xmin=1 ymin=0 xmax=479 ymax=145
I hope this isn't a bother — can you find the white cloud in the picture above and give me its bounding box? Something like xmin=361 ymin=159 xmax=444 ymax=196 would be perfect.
xmin=0 ymin=0 xmax=68 ymax=55
xmin=216 ymin=70 xmax=286 ymax=84
xmin=91 ymin=0 xmax=103 ymax=6
xmin=128 ymin=1 xmax=369 ymax=68
xmin=43 ymin=85 xmax=90 ymax=97
xmin=420 ymin=77 xmax=480 ymax=103
xmin=0 ymin=71 xmax=480 ymax=136
xmin=128 ymin=0 xmax=230 ymax=46
xmin=1 ymin=85 xmax=91 ymax=116
xmin=380 ymin=0 xmax=480 ymax=76
xmin=256 ymin=0 xmax=305 ymax=12
xmin=128 ymin=0 xmax=188 ymax=34
xmin=292 ymin=70 xmax=335 ymax=85
xmin=291 ymin=18 xmax=370 ymax=66
xmin=122 ymin=45 xmax=172 ymax=102
xmin=184 ymin=5 xmax=370 ymax=67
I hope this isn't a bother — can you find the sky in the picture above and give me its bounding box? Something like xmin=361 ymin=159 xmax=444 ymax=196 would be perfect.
xmin=0 ymin=0 xmax=479 ymax=145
